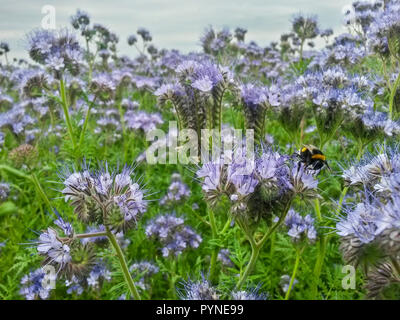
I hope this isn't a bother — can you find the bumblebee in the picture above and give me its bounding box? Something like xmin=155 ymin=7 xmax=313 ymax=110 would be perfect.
xmin=297 ymin=145 xmax=331 ymax=171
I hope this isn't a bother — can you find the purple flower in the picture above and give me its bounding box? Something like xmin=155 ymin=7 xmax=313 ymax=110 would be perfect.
xmin=285 ymin=209 xmax=317 ymax=242
xmin=124 ymin=110 xmax=163 ymax=133
xmin=145 ymin=213 xmax=202 ymax=257
xmin=60 ymin=163 xmax=148 ymax=232
xmin=178 ymin=275 xmax=219 ymax=300
xmin=20 ymin=268 xmax=55 ymax=300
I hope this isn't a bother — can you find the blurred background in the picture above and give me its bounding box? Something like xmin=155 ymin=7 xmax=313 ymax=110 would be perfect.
xmin=0 ymin=0 xmax=353 ymax=59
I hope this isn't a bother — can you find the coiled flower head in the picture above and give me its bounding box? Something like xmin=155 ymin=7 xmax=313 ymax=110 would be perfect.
xmin=60 ymin=163 xmax=148 ymax=232
xmin=178 ymin=275 xmax=219 ymax=300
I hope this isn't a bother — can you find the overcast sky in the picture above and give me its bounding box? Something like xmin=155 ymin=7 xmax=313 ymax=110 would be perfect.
xmin=0 ymin=0 xmax=354 ymax=60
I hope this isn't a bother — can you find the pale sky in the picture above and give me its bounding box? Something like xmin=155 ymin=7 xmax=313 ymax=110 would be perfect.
xmin=0 ymin=0 xmax=354 ymax=60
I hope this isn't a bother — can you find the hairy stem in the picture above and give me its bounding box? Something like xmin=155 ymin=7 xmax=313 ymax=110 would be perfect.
xmin=285 ymin=248 xmax=301 ymax=300
xmin=208 ymin=207 xmax=219 ymax=283
xmin=78 ymin=96 xmax=97 ymax=148
xmin=235 ymin=240 xmax=260 ymax=290
xmin=107 ymin=229 xmax=141 ymax=300
xmin=59 ymin=78 xmax=77 ymax=150
xmin=235 ymin=200 xmax=292 ymax=290
xmin=389 ymin=70 xmax=400 ymax=120
xmin=30 ymin=173 xmax=53 ymax=212
xmin=311 ymin=235 xmax=327 ymax=299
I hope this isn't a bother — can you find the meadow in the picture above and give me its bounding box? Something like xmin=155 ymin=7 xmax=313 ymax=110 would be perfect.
xmin=0 ymin=0 xmax=400 ymax=300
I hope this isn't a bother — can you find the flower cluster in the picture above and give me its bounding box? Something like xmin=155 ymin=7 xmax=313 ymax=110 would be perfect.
xmin=155 ymin=59 xmax=234 ymax=137
xmin=27 ymin=29 xmax=83 ymax=77
xmin=284 ymin=209 xmax=317 ymax=242
xmin=61 ymin=163 xmax=148 ymax=232
xmin=0 ymin=182 xmax=10 ymax=201
xmin=196 ymin=147 xmax=319 ymax=221
xmin=160 ymin=173 xmax=190 ymax=206
xmin=145 ymin=213 xmax=202 ymax=257
xmin=337 ymin=144 xmax=400 ymax=297
xmin=217 ymin=248 xmax=234 ymax=268
xmin=179 ymin=276 xmax=267 ymax=300
xmin=65 ymin=261 xmax=112 ymax=295
xmin=124 ymin=110 xmax=163 ymax=133
xmin=20 ymin=268 xmax=55 ymax=300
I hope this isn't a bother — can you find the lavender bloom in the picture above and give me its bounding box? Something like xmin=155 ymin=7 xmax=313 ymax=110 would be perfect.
xmin=20 ymin=268 xmax=56 ymax=300
xmin=137 ymin=27 xmax=152 ymax=42
xmin=0 ymin=103 xmax=36 ymax=136
xmin=60 ymin=163 xmax=148 ymax=232
xmin=65 ymin=276 xmax=84 ymax=295
xmin=179 ymin=276 xmax=219 ymax=300
xmin=70 ymin=9 xmax=90 ymax=30
xmin=124 ymin=110 xmax=163 ymax=133
xmin=121 ymin=99 xmax=139 ymax=110
xmin=287 ymin=163 xmax=319 ymax=198
xmin=291 ymin=14 xmax=319 ymax=41
xmin=27 ymin=29 xmax=82 ymax=77
xmin=36 ymin=227 xmax=72 ymax=267
xmin=200 ymin=27 xmax=232 ymax=55
xmin=127 ymin=34 xmax=138 ymax=46
xmin=336 ymin=201 xmax=379 ymax=244
xmin=90 ymin=73 xmax=116 ymax=101
xmin=54 ymin=213 xmax=74 ymax=237
xmin=320 ymin=28 xmax=333 ymax=38
xmin=337 ymin=144 xmax=400 ymax=269
xmin=145 ymin=213 xmax=202 ymax=257
xmin=197 ymin=147 xmax=317 ymax=220
xmin=0 ymin=132 xmax=4 ymax=151
xmin=285 ymin=209 xmax=317 ymax=242
xmin=367 ymin=1 xmax=400 ymax=58
xmin=234 ymin=27 xmax=247 ymax=42
xmin=217 ymin=249 xmax=234 ymax=268
xmin=231 ymin=286 xmax=268 ymax=300
xmin=160 ymin=173 xmax=191 ymax=206
xmin=0 ymin=182 xmax=10 ymax=201
xmin=87 ymin=261 xmax=112 ymax=288
xmin=65 ymin=260 xmax=111 ymax=294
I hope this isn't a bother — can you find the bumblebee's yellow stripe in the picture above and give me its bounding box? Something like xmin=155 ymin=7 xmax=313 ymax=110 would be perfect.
xmin=311 ymin=154 xmax=326 ymax=161
xmin=301 ymin=147 xmax=307 ymax=152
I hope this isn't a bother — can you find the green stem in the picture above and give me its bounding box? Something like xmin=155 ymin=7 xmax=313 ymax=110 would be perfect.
xmin=285 ymin=248 xmax=301 ymax=300
xmin=235 ymin=241 xmax=260 ymax=290
xmin=75 ymin=231 xmax=108 ymax=239
xmin=389 ymin=70 xmax=400 ymax=120
xmin=0 ymin=164 xmax=29 ymax=179
xmin=236 ymin=200 xmax=292 ymax=290
xmin=0 ymin=165 xmax=53 ymax=215
xmin=107 ymin=230 xmax=141 ymax=300
xmin=117 ymin=100 xmax=129 ymax=163
xmin=59 ymin=78 xmax=77 ymax=150
xmin=256 ymin=200 xmax=292 ymax=248
xmin=219 ymin=217 xmax=232 ymax=236
xmin=208 ymin=207 xmax=219 ymax=283
xmin=337 ymin=186 xmax=349 ymax=215
xmin=270 ymin=232 xmax=276 ymax=257
xmin=314 ymin=198 xmax=322 ymax=222
xmin=311 ymin=196 xmax=326 ymax=300
xmin=30 ymin=173 xmax=52 ymax=211
xmin=78 ymin=96 xmax=97 ymax=148
xmin=299 ymin=38 xmax=305 ymax=63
